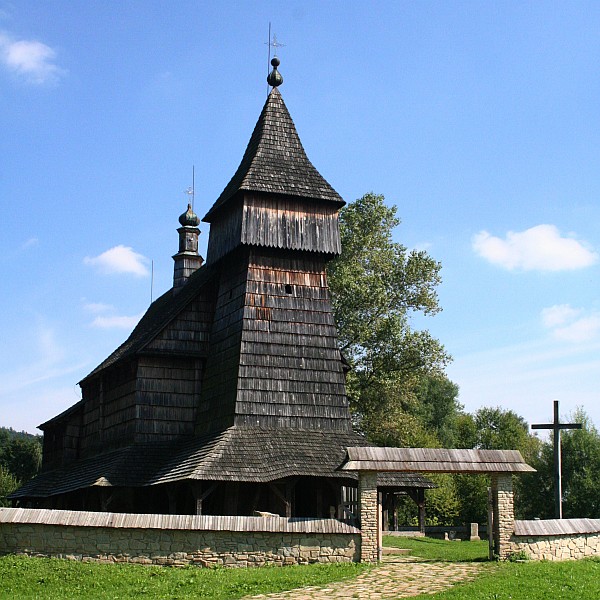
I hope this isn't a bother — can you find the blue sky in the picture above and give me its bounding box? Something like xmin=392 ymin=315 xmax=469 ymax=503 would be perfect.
xmin=1 ymin=1 xmax=599 ymax=435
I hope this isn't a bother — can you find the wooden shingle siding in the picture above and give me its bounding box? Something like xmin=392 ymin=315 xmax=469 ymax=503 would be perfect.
xmin=240 ymin=194 xmax=341 ymax=255
xmin=146 ymin=297 xmax=213 ymax=355
xmin=196 ymin=255 xmax=249 ymax=434
xmin=205 ymin=196 xmax=244 ymax=263
xmin=233 ymin=248 xmax=350 ymax=431
xmin=135 ymin=356 xmax=200 ymax=442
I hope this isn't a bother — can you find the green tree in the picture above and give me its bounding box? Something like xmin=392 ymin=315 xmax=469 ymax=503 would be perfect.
xmin=561 ymin=410 xmax=600 ymax=518
xmin=0 ymin=466 xmax=19 ymax=507
xmin=414 ymin=375 xmax=462 ymax=448
xmin=0 ymin=437 xmax=42 ymax=483
xmin=452 ymin=407 xmax=541 ymax=523
xmin=327 ymin=193 xmax=450 ymax=443
xmin=521 ymin=409 xmax=600 ymax=520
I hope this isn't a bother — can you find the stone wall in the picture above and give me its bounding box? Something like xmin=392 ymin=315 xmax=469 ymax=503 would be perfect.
xmin=0 ymin=508 xmax=360 ymax=567
xmin=358 ymin=471 xmax=379 ymax=563
xmin=510 ymin=518 xmax=600 ymax=561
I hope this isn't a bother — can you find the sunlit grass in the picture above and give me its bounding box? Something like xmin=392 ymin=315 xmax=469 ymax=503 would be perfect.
xmin=0 ymin=554 xmax=370 ymax=599
xmin=412 ymin=558 xmax=600 ymax=600
xmin=383 ymin=535 xmax=489 ymax=561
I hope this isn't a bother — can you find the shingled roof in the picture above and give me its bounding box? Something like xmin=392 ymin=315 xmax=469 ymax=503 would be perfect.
xmin=79 ymin=263 xmax=218 ymax=383
xmin=11 ymin=427 xmax=434 ymax=499
xmin=203 ymin=88 xmax=344 ymax=222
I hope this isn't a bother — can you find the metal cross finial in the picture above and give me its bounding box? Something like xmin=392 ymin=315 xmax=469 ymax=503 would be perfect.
xmin=270 ymin=34 xmax=285 ymax=57
xmin=184 ymin=166 xmax=195 ymax=210
xmin=265 ymin=29 xmax=285 ymax=57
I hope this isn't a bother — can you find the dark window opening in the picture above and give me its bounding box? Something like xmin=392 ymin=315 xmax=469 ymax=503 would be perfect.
xmin=285 ymin=284 xmax=293 ymax=295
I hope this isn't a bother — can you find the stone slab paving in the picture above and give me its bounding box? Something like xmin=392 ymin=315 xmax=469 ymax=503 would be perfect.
xmin=246 ymin=555 xmax=491 ymax=600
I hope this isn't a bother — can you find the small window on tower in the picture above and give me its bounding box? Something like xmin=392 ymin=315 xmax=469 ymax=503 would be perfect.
xmin=285 ymin=284 xmax=293 ymax=295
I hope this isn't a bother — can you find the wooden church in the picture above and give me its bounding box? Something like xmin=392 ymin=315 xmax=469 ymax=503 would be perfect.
xmin=12 ymin=58 xmax=432 ymax=518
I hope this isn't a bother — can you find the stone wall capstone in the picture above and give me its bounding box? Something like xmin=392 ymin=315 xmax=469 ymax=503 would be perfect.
xmin=0 ymin=508 xmax=360 ymax=567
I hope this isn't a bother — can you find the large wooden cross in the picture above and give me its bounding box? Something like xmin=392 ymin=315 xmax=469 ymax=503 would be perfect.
xmin=531 ymin=400 xmax=582 ymax=519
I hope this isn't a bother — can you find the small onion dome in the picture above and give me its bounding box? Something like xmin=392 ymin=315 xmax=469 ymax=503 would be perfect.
xmin=179 ymin=203 xmax=200 ymax=227
xmin=267 ymin=56 xmax=283 ymax=88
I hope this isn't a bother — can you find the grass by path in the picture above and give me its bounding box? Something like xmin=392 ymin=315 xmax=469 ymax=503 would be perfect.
xmin=410 ymin=557 xmax=600 ymax=600
xmin=383 ymin=535 xmax=489 ymax=562
xmin=384 ymin=536 xmax=600 ymax=599
xmin=0 ymin=555 xmax=369 ymax=600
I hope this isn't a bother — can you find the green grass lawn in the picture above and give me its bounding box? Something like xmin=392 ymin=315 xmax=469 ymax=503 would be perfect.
xmin=383 ymin=535 xmax=489 ymax=561
xmin=0 ymin=555 xmax=369 ymax=600
xmin=412 ymin=558 xmax=600 ymax=600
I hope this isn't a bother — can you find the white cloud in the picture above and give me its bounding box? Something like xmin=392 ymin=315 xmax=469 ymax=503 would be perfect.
xmin=83 ymin=302 xmax=115 ymax=314
xmin=20 ymin=237 xmax=39 ymax=250
xmin=0 ymin=323 xmax=86 ymax=397
xmin=91 ymin=313 xmax=142 ymax=330
xmin=542 ymin=304 xmax=600 ymax=344
xmin=0 ymin=30 xmax=65 ymax=84
xmin=472 ymin=224 xmax=598 ymax=271
xmin=84 ymin=245 xmax=149 ymax=277
xmin=553 ymin=316 xmax=600 ymax=344
xmin=541 ymin=304 xmax=582 ymax=328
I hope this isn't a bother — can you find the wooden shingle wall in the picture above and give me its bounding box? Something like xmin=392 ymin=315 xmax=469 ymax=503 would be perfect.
xmin=196 ymin=253 xmax=250 ymax=434
xmin=235 ymin=249 xmax=350 ymax=430
xmin=79 ymin=378 xmax=102 ymax=455
xmin=205 ymin=197 xmax=243 ymax=264
xmin=101 ymin=361 xmax=137 ymax=450
xmin=206 ymin=193 xmax=341 ymax=265
xmin=135 ymin=356 xmax=200 ymax=442
xmin=145 ymin=294 xmax=214 ymax=356
xmin=240 ymin=194 xmax=341 ymax=255
xmin=77 ymin=362 xmax=138 ymax=457
xmin=41 ymin=409 xmax=82 ymax=471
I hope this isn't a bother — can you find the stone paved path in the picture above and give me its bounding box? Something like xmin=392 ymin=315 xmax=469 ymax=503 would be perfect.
xmin=247 ymin=555 xmax=491 ymax=600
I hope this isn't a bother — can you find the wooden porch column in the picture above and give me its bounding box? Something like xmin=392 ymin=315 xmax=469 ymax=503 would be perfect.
xmin=417 ymin=489 xmax=425 ymax=535
xmin=491 ymin=473 xmax=514 ymax=559
xmin=358 ymin=471 xmax=380 ymax=563
xmin=407 ymin=488 xmax=426 ymax=535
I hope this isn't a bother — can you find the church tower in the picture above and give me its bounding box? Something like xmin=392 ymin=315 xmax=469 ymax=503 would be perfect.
xmin=197 ymin=57 xmax=350 ymax=434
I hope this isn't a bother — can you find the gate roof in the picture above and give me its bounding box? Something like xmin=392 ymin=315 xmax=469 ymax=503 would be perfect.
xmin=341 ymin=447 xmax=535 ymax=474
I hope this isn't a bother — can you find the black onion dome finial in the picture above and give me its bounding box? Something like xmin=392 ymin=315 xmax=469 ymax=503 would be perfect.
xmin=179 ymin=203 xmax=200 ymax=227
xmin=267 ymin=56 xmax=283 ymax=88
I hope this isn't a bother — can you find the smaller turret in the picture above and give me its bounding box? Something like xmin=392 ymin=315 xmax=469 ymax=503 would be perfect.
xmin=172 ymin=203 xmax=203 ymax=291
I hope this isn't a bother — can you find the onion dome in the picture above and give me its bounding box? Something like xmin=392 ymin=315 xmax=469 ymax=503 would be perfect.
xmin=179 ymin=203 xmax=200 ymax=227
xmin=267 ymin=56 xmax=283 ymax=88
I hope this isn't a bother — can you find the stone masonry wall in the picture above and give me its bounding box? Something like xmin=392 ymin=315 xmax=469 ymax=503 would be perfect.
xmin=492 ymin=473 xmax=514 ymax=560
xmin=358 ymin=471 xmax=379 ymax=563
xmin=510 ymin=532 xmax=600 ymax=561
xmin=0 ymin=509 xmax=359 ymax=567
xmin=509 ymin=518 xmax=600 ymax=561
